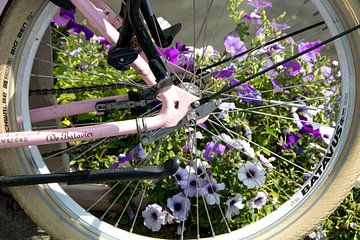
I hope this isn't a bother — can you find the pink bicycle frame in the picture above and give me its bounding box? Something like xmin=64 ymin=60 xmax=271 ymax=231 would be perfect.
xmin=0 ymin=0 xmax=199 ymax=149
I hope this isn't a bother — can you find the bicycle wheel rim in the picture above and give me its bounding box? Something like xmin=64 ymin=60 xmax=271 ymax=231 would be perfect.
xmin=2 ymin=0 xmax=359 ymax=239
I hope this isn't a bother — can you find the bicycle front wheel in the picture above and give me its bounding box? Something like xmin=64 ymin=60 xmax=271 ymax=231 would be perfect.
xmin=0 ymin=0 xmax=360 ymax=239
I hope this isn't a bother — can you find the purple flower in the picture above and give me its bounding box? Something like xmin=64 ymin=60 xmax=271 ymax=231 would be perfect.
xmin=231 ymin=80 xmax=262 ymax=104
xmin=243 ymin=10 xmax=262 ymax=25
xmin=173 ymin=167 xmax=190 ymax=185
xmin=298 ymin=40 xmax=325 ymax=62
xmin=59 ymin=8 xmax=76 ymax=21
xmin=51 ymin=17 xmax=67 ymax=27
xmin=181 ymin=173 xmax=206 ymax=197
xmin=278 ymin=133 xmax=302 ymax=150
xmin=167 ymin=193 xmax=191 ymax=221
xmin=224 ymin=35 xmax=247 ymax=60
xmin=283 ymin=61 xmax=302 ymax=76
xmin=270 ymin=22 xmax=290 ymax=31
xmin=212 ymin=68 xmax=234 ymax=79
xmin=225 ymin=194 xmax=244 ymax=219
xmin=163 ymin=47 xmax=181 ymax=64
xmin=111 ymin=144 xmax=146 ymax=168
xmin=247 ymin=0 xmax=272 ymax=8
xmin=248 ymin=191 xmax=267 ymax=209
xmin=321 ymin=66 xmax=333 ymax=80
xmin=270 ymin=78 xmax=289 ymax=93
xmin=200 ymin=180 xmax=225 ymax=205
xmin=237 ymin=161 xmax=266 ymax=189
xmin=203 ymin=141 xmax=226 ymax=162
xmin=175 ymin=41 xmax=191 ymax=53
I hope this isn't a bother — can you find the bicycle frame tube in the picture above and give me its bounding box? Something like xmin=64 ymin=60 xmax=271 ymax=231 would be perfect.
xmin=0 ymin=0 xmax=199 ymax=148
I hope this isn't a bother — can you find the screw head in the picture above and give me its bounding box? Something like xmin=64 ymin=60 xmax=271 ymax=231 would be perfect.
xmin=192 ymin=101 xmax=201 ymax=108
xmin=141 ymin=136 xmax=150 ymax=145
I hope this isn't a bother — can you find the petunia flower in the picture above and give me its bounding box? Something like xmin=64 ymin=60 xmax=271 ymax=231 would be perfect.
xmin=257 ymin=152 xmax=275 ymax=169
xmin=200 ymin=180 xmax=225 ymax=205
xmin=212 ymin=68 xmax=234 ymax=79
xmin=142 ymin=204 xmax=166 ymax=232
xmin=231 ymin=80 xmax=262 ymax=104
xmin=173 ymin=167 xmax=190 ymax=185
xmin=319 ymin=126 xmax=335 ymax=145
xmin=270 ymin=22 xmax=290 ymax=31
xmin=167 ymin=193 xmax=191 ymax=221
xmin=111 ymin=144 xmax=146 ymax=168
xmin=218 ymin=102 xmax=236 ymax=119
xmin=163 ymin=47 xmax=181 ymax=64
xmin=283 ymin=61 xmax=302 ymax=76
xmin=224 ymin=35 xmax=248 ymax=60
xmin=238 ymin=161 xmax=266 ymax=188
xmin=248 ymin=191 xmax=268 ymax=209
xmin=203 ymin=141 xmax=226 ymax=162
xmin=190 ymin=159 xmax=211 ymax=177
xmin=247 ymin=0 xmax=272 ymax=8
xmin=181 ymin=173 xmax=206 ymax=197
xmin=225 ymin=194 xmax=245 ymax=219
xmin=278 ymin=133 xmax=302 ymax=150
xmin=298 ymin=40 xmax=325 ymax=62
xmin=243 ymin=9 xmax=262 ymax=25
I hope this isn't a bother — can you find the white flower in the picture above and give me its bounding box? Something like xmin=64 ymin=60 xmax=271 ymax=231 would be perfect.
xmin=319 ymin=126 xmax=334 ymax=145
xmin=248 ymin=192 xmax=267 ymax=209
xmin=167 ymin=193 xmax=191 ymax=221
xmin=257 ymin=152 xmax=275 ymax=169
xmin=237 ymin=161 xmax=265 ymax=189
xmin=190 ymin=160 xmax=209 ymax=176
xmin=70 ymin=47 xmax=82 ymax=57
xmin=142 ymin=204 xmax=166 ymax=232
xmin=225 ymin=194 xmax=245 ymax=219
xmin=200 ymin=180 xmax=225 ymax=205
xmin=157 ymin=17 xmax=171 ymax=30
xmin=240 ymin=140 xmax=256 ymax=159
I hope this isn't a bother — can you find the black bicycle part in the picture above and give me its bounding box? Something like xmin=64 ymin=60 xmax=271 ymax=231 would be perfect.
xmin=140 ymin=0 xmax=181 ymax=48
xmin=0 ymin=157 xmax=180 ymax=187
xmin=107 ymin=47 xmax=138 ymax=71
xmin=49 ymin=0 xmax=75 ymax=10
xmin=198 ymin=23 xmax=360 ymax=105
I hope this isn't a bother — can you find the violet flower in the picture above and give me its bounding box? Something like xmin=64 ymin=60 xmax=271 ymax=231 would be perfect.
xmin=231 ymin=79 xmax=262 ymax=104
xmin=224 ymin=35 xmax=248 ymax=60
xmin=225 ymin=194 xmax=245 ymax=219
xmin=167 ymin=193 xmax=191 ymax=221
xmin=298 ymin=40 xmax=325 ymax=62
xmin=248 ymin=191 xmax=268 ymax=209
xmin=200 ymin=180 xmax=225 ymax=205
xmin=270 ymin=22 xmax=290 ymax=31
xmin=111 ymin=144 xmax=146 ymax=168
xmin=243 ymin=9 xmax=262 ymax=25
xmin=247 ymin=0 xmax=272 ymax=8
xmin=203 ymin=141 xmax=226 ymax=162
xmin=278 ymin=133 xmax=302 ymax=150
xmin=212 ymin=68 xmax=234 ymax=79
xmin=181 ymin=173 xmax=206 ymax=197
xmin=283 ymin=61 xmax=302 ymax=76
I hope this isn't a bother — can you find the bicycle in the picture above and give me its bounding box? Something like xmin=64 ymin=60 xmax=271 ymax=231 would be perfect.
xmin=0 ymin=0 xmax=359 ymax=239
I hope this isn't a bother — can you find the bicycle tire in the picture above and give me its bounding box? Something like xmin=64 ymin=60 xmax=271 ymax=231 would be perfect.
xmin=0 ymin=0 xmax=359 ymax=239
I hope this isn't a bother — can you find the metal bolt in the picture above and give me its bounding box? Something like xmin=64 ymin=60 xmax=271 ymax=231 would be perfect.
xmin=103 ymin=9 xmax=110 ymax=15
xmin=192 ymin=101 xmax=201 ymax=108
xmin=141 ymin=136 xmax=150 ymax=145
